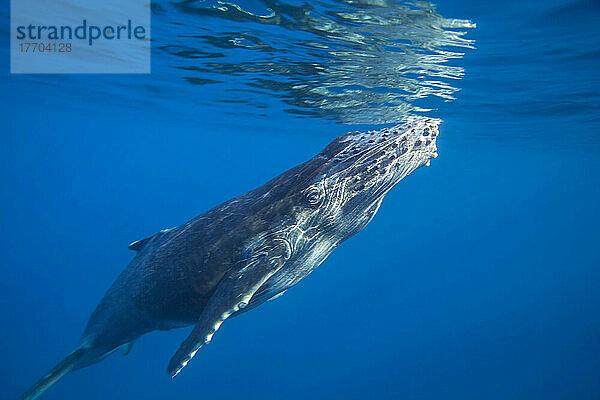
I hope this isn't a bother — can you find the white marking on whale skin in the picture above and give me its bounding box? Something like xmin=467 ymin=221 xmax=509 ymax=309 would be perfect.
xmin=172 ymin=360 xmax=189 ymax=377
xmin=268 ymin=290 xmax=286 ymax=301
xmin=214 ymin=320 xmax=224 ymax=330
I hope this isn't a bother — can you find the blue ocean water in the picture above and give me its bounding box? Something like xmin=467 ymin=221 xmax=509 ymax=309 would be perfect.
xmin=1 ymin=0 xmax=599 ymax=399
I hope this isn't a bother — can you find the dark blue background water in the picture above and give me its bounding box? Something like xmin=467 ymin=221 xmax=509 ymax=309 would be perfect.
xmin=2 ymin=0 xmax=599 ymax=399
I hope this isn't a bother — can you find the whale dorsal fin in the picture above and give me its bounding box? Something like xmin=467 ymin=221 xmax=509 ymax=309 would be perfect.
xmin=128 ymin=228 xmax=172 ymax=252
xmin=127 ymin=236 xmax=153 ymax=251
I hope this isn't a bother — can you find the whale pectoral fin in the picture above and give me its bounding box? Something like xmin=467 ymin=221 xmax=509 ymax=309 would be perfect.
xmin=227 ymin=288 xmax=289 ymax=319
xmin=167 ymin=238 xmax=291 ymax=378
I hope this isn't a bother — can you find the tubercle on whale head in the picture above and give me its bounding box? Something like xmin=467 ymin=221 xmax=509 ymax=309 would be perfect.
xmin=320 ymin=116 xmax=440 ymax=171
xmin=314 ymin=116 xmax=440 ymax=195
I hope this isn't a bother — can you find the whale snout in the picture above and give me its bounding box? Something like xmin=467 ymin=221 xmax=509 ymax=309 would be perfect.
xmin=326 ymin=116 xmax=441 ymax=169
xmin=402 ymin=117 xmax=440 ymax=166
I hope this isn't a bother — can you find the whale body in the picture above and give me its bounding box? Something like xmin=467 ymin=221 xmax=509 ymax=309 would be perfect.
xmin=20 ymin=117 xmax=440 ymax=399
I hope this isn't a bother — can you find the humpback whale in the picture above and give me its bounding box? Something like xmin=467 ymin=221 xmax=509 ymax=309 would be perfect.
xmin=20 ymin=117 xmax=440 ymax=399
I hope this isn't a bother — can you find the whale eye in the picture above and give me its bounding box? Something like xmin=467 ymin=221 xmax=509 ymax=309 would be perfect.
xmin=305 ymin=186 xmax=323 ymax=206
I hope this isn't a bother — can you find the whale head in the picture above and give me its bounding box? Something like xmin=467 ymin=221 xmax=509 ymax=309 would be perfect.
xmin=287 ymin=117 xmax=440 ymax=246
